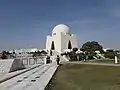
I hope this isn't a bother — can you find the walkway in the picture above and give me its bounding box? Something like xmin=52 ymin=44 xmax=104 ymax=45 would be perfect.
xmin=0 ymin=62 xmax=58 ymax=90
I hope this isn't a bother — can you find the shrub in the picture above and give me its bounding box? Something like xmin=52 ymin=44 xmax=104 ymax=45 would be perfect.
xmin=104 ymin=51 xmax=117 ymax=59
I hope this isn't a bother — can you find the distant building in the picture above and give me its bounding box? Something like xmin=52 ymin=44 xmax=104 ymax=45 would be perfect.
xmin=103 ymin=48 xmax=113 ymax=52
xmin=95 ymin=51 xmax=100 ymax=54
xmin=9 ymin=48 xmax=38 ymax=58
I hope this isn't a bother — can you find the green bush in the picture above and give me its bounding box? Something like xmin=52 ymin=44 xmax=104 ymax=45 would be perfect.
xmin=118 ymin=54 xmax=120 ymax=59
xmin=104 ymin=51 xmax=117 ymax=59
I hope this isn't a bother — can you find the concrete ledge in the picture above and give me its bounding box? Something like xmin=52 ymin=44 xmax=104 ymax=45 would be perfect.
xmin=39 ymin=63 xmax=58 ymax=90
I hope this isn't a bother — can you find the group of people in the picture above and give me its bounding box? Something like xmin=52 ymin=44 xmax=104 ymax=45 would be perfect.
xmin=77 ymin=52 xmax=89 ymax=61
xmin=46 ymin=50 xmax=60 ymax=65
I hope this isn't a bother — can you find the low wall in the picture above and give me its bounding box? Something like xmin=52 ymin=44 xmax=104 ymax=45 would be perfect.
xmin=16 ymin=57 xmax=45 ymax=68
xmin=0 ymin=59 xmax=25 ymax=73
xmin=0 ymin=57 xmax=45 ymax=73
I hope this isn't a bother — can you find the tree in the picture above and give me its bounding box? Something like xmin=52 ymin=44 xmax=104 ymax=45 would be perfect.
xmin=68 ymin=51 xmax=77 ymax=61
xmin=1 ymin=51 xmax=8 ymax=59
xmin=81 ymin=41 xmax=103 ymax=53
xmin=32 ymin=51 xmax=40 ymax=57
xmin=32 ymin=50 xmax=48 ymax=57
xmin=80 ymin=41 xmax=103 ymax=60
xmin=72 ymin=48 xmax=78 ymax=52
xmin=40 ymin=50 xmax=48 ymax=55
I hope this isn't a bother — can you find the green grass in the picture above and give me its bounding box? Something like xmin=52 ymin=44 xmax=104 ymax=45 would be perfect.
xmin=46 ymin=64 xmax=120 ymax=90
xmin=92 ymin=59 xmax=120 ymax=64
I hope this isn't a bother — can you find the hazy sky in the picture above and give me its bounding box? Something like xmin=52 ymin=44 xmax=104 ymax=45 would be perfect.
xmin=0 ymin=0 xmax=120 ymax=50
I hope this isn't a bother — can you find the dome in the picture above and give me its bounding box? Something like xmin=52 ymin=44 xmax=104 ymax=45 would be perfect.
xmin=52 ymin=24 xmax=70 ymax=35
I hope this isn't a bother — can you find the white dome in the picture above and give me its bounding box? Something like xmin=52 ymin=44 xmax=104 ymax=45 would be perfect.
xmin=52 ymin=24 xmax=70 ymax=35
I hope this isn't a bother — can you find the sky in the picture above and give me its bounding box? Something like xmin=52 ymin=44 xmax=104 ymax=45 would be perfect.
xmin=0 ymin=0 xmax=120 ymax=51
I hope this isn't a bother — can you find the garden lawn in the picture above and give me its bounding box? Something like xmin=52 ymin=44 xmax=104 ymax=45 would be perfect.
xmin=92 ymin=59 xmax=120 ymax=64
xmin=46 ymin=64 xmax=120 ymax=90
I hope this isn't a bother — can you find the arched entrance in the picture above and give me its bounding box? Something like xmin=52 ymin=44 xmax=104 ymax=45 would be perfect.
xmin=51 ymin=41 xmax=55 ymax=50
xmin=68 ymin=40 xmax=72 ymax=49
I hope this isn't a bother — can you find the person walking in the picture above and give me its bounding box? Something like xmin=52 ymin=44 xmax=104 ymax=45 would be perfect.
xmin=56 ymin=55 xmax=60 ymax=65
xmin=50 ymin=50 xmax=52 ymax=56
xmin=46 ymin=56 xmax=50 ymax=64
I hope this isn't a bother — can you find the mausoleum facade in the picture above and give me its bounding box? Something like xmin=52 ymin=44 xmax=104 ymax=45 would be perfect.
xmin=46 ymin=24 xmax=78 ymax=53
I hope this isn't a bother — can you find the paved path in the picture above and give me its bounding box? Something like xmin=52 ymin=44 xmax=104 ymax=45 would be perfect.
xmin=0 ymin=62 xmax=58 ymax=90
xmin=66 ymin=61 xmax=120 ymax=67
xmin=0 ymin=73 xmax=7 ymax=80
xmin=0 ymin=64 xmax=41 ymax=83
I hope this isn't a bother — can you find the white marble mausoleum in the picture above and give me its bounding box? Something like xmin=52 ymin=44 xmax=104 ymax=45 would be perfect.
xmin=46 ymin=24 xmax=78 ymax=53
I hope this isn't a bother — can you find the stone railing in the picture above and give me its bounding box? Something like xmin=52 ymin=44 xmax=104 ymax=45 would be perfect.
xmin=0 ymin=56 xmax=46 ymax=73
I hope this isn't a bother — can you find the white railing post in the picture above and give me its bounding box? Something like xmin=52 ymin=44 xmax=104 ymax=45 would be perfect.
xmin=115 ymin=56 xmax=118 ymax=64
